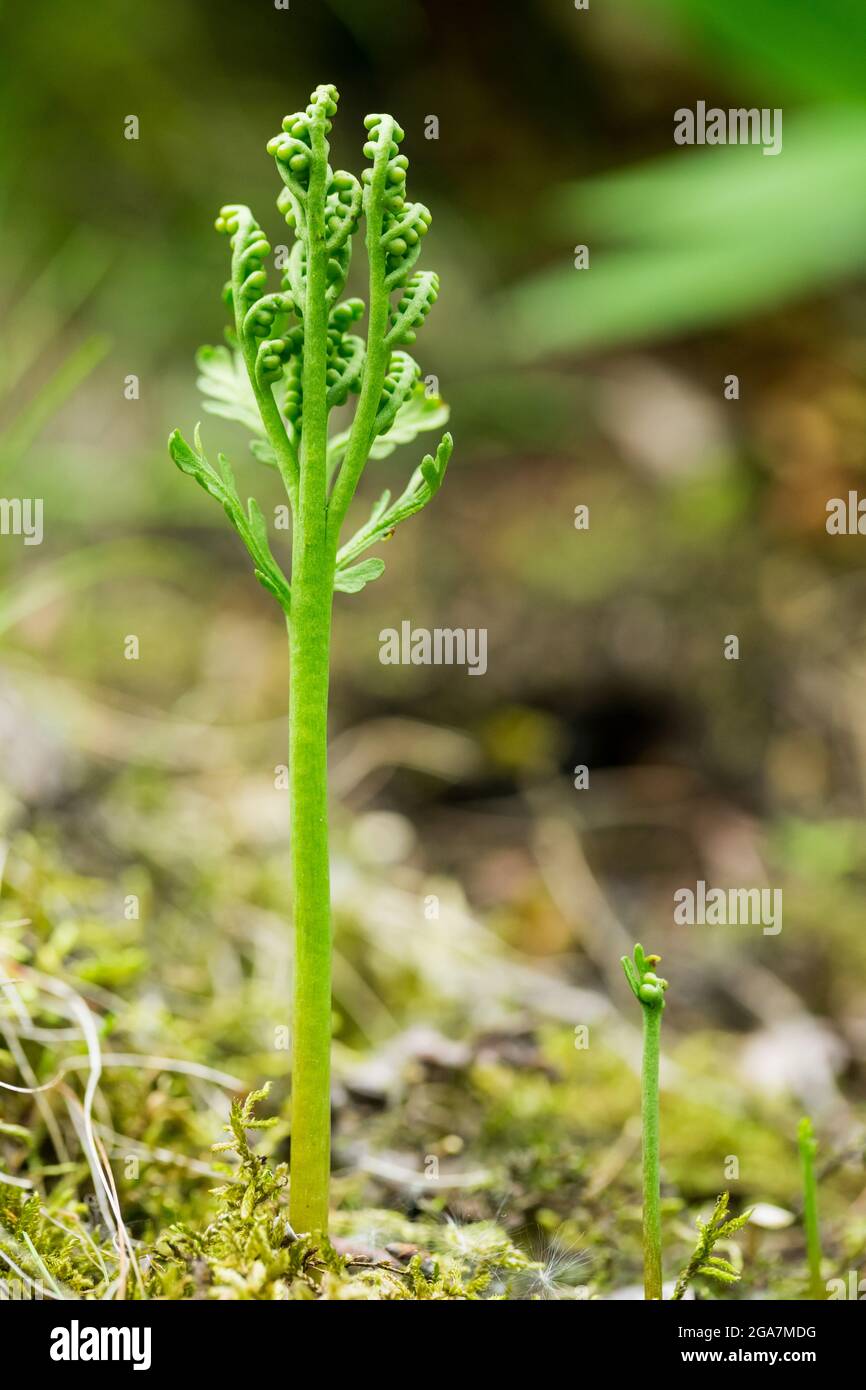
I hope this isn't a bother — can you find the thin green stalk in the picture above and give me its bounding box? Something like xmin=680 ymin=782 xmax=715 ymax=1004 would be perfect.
xmin=641 ymin=1002 xmax=662 ymax=1300
xmin=286 ymin=588 xmax=333 ymax=1231
xmin=798 ymin=1117 xmax=823 ymax=1299
xmin=286 ymin=110 xmax=335 ymax=1231
xmin=621 ymin=943 xmax=667 ymax=1300
xmin=169 ymin=83 xmax=453 ymax=1238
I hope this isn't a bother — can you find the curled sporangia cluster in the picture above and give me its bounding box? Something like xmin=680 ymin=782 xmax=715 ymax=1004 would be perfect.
xmin=256 ymin=336 xmax=293 ymax=387
xmin=265 ymin=83 xmax=340 ymax=197
xmin=375 ymin=351 xmax=420 ymax=436
xmin=269 ymin=94 xmax=361 ymax=315
xmin=325 ymin=171 xmax=363 ymax=252
xmin=283 ymin=353 xmax=303 ymax=424
xmin=206 ymin=90 xmax=444 ymax=458
xmin=383 ymin=202 xmax=432 ymax=285
xmin=388 ymin=270 xmax=440 ymax=346
xmin=243 ymin=291 xmax=296 ymax=341
xmin=326 ymin=298 xmax=365 ymax=408
xmin=637 ymin=963 xmax=668 ymax=1006
xmin=621 ymin=944 xmax=669 ymax=1010
xmin=214 ymin=205 xmax=271 ymax=313
xmin=322 ymin=175 xmax=364 ymax=308
xmin=173 ymin=82 xmax=451 ymax=618
xmin=361 ymin=115 xmax=433 ymax=291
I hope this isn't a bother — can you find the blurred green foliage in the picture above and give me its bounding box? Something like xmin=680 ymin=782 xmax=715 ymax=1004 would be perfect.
xmin=505 ymin=0 xmax=866 ymax=354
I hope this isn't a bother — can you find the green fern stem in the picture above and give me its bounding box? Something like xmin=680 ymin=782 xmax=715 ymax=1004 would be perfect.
xmin=621 ymin=944 xmax=667 ymax=1299
xmin=286 ymin=586 xmax=333 ymax=1234
xmin=798 ymin=1118 xmax=823 ymax=1299
xmin=287 ymin=112 xmax=337 ymax=1235
xmin=642 ymin=1002 xmax=663 ymax=1300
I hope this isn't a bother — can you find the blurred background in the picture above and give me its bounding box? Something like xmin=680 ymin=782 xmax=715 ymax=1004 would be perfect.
xmin=1 ymin=0 xmax=866 ymax=1295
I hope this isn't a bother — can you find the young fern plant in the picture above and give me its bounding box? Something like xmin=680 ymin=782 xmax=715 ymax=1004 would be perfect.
xmin=622 ymin=945 xmax=752 ymax=1301
xmin=621 ymin=943 xmax=668 ymax=1300
xmin=169 ymin=84 xmax=453 ymax=1235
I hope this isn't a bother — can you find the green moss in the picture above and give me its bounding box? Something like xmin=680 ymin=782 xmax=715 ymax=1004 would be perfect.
xmin=0 ymin=827 xmax=862 ymax=1299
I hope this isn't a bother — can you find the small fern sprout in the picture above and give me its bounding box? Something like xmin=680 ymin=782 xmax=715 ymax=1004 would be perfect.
xmin=169 ymin=84 xmax=452 ymax=1236
xmin=621 ymin=943 xmax=668 ymax=1300
xmin=672 ymin=1192 xmax=751 ymax=1301
xmin=211 ymin=1085 xmax=286 ymax=1226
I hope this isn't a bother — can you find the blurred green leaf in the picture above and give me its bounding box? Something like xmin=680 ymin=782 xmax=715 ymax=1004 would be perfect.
xmin=630 ymin=0 xmax=866 ymax=104
xmin=0 ymin=333 xmax=110 ymax=461
xmin=503 ymin=109 xmax=866 ymax=356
